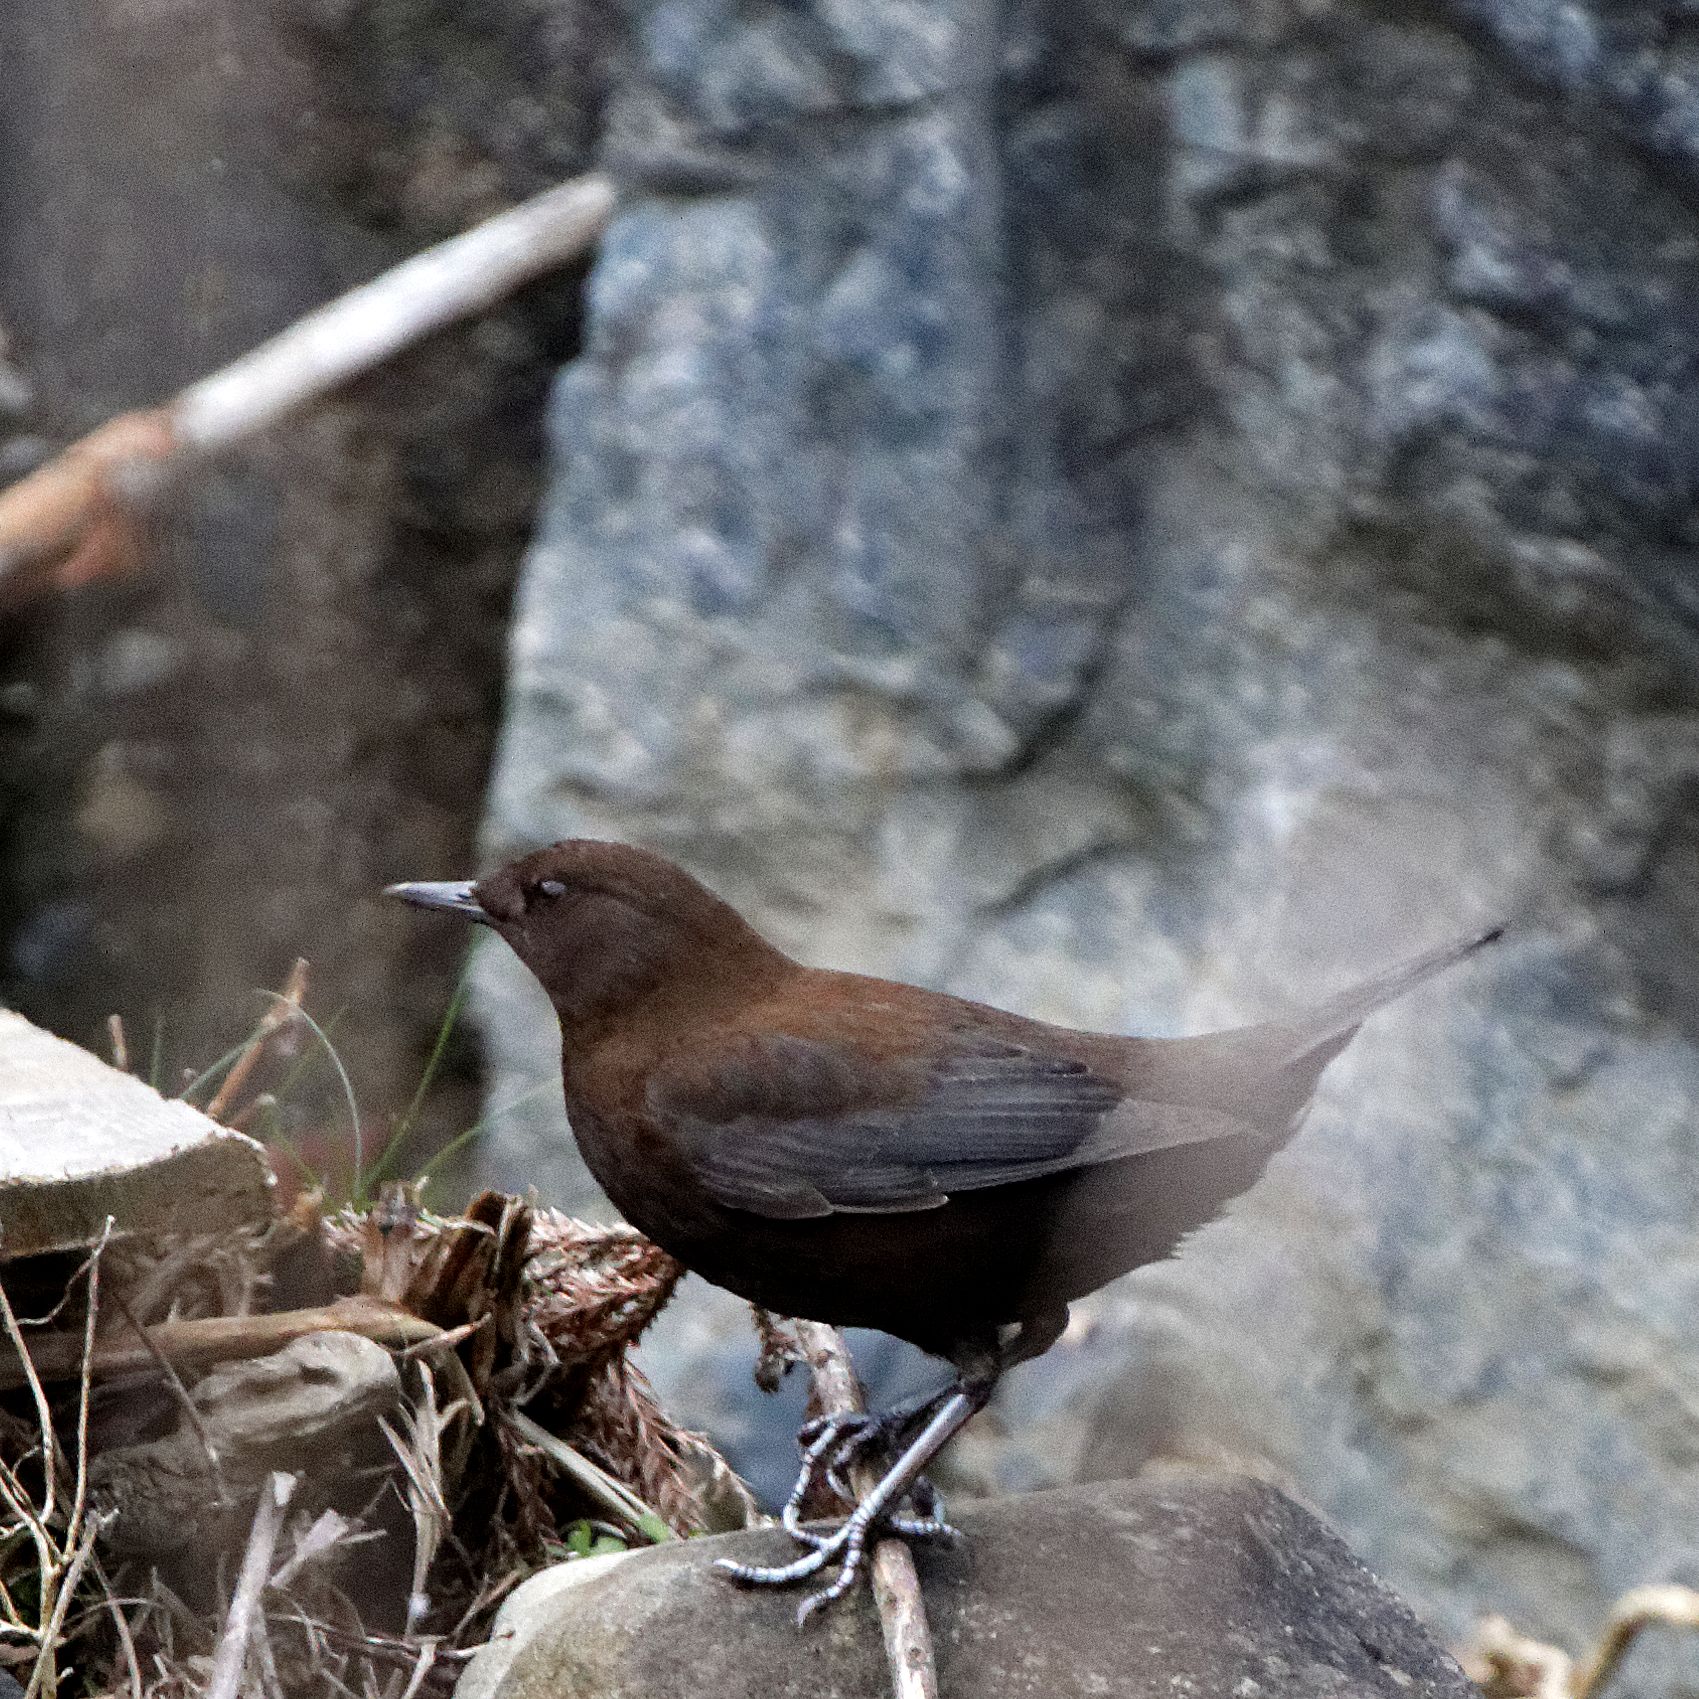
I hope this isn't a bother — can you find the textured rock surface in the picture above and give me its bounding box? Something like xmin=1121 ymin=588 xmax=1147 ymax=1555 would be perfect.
xmin=456 ymin=1552 xmax=634 ymax=1699
xmin=475 ymin=2 xmax=1699 ymax=1693
xmin=473 ymin=1477 xmax=1477 ymax=1699
xmin=90 ymin=1331 xmax=399 ymax=1557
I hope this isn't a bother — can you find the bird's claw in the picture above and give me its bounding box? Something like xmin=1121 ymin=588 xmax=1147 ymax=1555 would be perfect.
xmin=719 ymin=1473 xmax=958 ymax=1620
xmin=717 ymin=1504 xmax=939 ymax=1623
xmin=776 ymin=1412 xmax=857 ymax=1542
xmin=797 ymin=1408 xmax=898 ymax=1469
xmin=779 ymin=1407 xmax=900 ymax=1530
xmin=725 ymin=1394 xmax=965 ymax=1618
xmin=884 ymin=1508 xmax=961 ymax=1543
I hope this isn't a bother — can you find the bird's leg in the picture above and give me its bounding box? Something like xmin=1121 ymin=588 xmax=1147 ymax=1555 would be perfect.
xmin=778 ymin=1392 xmax=950 ymax=1546
xmin=717 ymin=1380 xmax=991 ymax=1622
xmin=776 ymin=1377 xmax=958 ymax=1532
xmin=722 ymin=1314 xmax=1066 ymax=1621
xmin=819 ymin=1399 xmax=934 ymax=1500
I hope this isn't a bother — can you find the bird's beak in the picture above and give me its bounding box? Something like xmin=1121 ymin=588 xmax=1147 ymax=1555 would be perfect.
xmin=383 ymin=880 xmax=491 ymax=924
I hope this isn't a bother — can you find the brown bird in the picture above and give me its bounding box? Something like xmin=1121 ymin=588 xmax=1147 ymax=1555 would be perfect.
xmin=388 ymin=840 xmax=1499 ymax=1617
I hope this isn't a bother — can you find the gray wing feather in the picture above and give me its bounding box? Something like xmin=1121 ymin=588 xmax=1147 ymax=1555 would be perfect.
xmin=655 ymin=1036 xmax=1259 ymax=1220
xmin=656 ymin=927 xmax=1501 ymax=1220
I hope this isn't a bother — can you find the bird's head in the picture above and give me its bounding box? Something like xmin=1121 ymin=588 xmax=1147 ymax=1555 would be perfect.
xmin=386 ymin=840 xmax=786 ymax=1032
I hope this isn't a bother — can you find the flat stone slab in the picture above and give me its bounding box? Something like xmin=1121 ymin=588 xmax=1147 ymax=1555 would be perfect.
xmin=472 ymin=1475 xmax=1479 ymax=1699
xmin=0 ymin=1010 xmax=275 ymax=1257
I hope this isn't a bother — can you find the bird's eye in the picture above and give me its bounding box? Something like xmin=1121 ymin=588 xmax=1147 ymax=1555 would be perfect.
xmin=534 ymin=879 xmax=567 ymax=899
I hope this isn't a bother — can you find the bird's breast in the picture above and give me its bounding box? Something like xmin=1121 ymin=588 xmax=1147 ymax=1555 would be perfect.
xmin=561 ymin=1088 xmax=728 ymax=1248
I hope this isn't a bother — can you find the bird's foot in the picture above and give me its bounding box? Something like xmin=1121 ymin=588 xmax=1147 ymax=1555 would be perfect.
xmin=775 ymin=1402 xmax=947 ymax=1543
xmin=721 ymin=1383 xmax=984 ymax=1621
xmin=716 ymin=1488 xmax=961 ymax=1624
xmin=774 ymin=1407 xmax=891 ymax=1536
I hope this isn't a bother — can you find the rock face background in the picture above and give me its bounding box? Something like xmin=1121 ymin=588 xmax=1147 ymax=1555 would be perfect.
xmin=472 ymin=3 xmax=1699 ymax=1696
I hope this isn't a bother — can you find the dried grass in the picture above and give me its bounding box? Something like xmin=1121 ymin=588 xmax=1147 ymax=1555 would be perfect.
xmin=0 ymin=1189 xmax=752 ymax=1699
xmin=1460 ymin=1588 xmax=1699 ymax=1699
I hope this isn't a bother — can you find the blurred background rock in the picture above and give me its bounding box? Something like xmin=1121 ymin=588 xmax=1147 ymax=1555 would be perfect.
xmin=5 ymin=3 xmax=1699 ymax=1695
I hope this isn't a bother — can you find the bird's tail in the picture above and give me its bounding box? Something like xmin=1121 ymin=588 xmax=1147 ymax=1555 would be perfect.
xmin=1129 ymin=921 xmax=1503 ymax=1141
xmin=1270 ymin=922 xmax=1504 ymax=1071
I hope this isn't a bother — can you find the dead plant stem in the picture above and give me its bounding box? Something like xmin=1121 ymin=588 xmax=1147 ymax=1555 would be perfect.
xmin=205 ymin=1472 xmax=297 ymax=1699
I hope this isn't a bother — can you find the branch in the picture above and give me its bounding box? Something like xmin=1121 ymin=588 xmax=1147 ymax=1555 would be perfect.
xmin=1460 ymin=1587 xmax=1699 ymax=1699
xmin=793 ymin=1320 xmax=939 ymax=1699
xmin=203 ymin=956 xmax=309 ymax=1124
xmin=1572 ymin=1585 xmax=1699 ymax=1699
xmin=0 ymin=1293 xmax=441 ymax=1389
xmin=0 ymin=171 xmax=616 ymax=601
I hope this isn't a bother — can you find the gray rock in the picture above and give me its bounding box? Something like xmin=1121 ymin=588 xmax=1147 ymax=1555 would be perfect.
xmin=474 ymin=3 xmax=1699 ymax=1693
xmin=457 ymin=1551 xmax=635 ymax=1699
xmin=90 ymin=1331 xmax=401 ymax=1558
xmin=473 ymin=1477 xmax=1478 ymax=1699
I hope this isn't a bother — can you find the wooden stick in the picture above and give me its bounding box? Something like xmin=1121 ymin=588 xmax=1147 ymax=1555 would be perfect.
xmin=793 ymin=1320 xmax=939 ymax=1699
xmin=176 ymin=175 xmax=614 ymax=449
xmin=0 ymin=1294 xmax=441 ymax=1390
xmin=205 ymin=1471 xmax=296 ymax=1699
xmin=0 ymin=172 xmax=616 ymax=596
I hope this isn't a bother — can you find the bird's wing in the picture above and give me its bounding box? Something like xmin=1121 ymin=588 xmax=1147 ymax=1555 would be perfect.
xmin=649 ymin=1033 xmax=1258 ymax=1220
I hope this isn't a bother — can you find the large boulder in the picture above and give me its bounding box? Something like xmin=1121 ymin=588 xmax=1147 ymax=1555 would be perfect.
xmin=473 ymin=2 xmax=1699 ymax=1693
xmin=466 ymin=1477 xmax=1480 ymax=1699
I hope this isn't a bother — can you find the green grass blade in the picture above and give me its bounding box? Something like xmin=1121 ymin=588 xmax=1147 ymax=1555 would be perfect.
xmin=416 ymin=1081 xmax=556 ymax=1202
xmin=261 ymin=993 xmax=364 ymax=1197
xmin=360 ymin=956 xmax=473 ymax=1195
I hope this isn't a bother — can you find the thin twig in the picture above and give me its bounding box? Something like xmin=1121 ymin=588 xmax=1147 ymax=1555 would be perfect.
xmin=268 ymin=1510 xmax=380 ymax=1593
xmin=105 ymin=1014 xmax=129 ymax=1072
xmin=0 ymin=173 xmax=615 ymax=597
xmin=8 ymin=1222 xmax=113 ymax=1699
xmin=90 ymin=1558 xmax=143 ymax=1699
xmin=1461 ymin=1586 xmax=1699 ymax=1699
xmin=0 ymin=1265 xmax=60 ymax=1525
xmin=394 ymin=1638 xmax=439 ymax=1699
xmin=204 ymin=958 xmax=308 ymax=1123
xmin=1572 ymin=1585 xmax=1699 ymax=1699
xmin=0 ymin=1294 xmax=441 ymax=1389
xmin=379 ymin=1365 xmax=460 ymax=1639
xmin=66 ymin=1220 xmax=109 ymax=1556
xmin=22 ymin=1523 xmax=102 ymax=1699
xmin=111 ymin=1290 xmax=233 ymax=1508
xmin=394 ymin=1318 xmax=487 ymax=1363
xmin=794 ymin=1321 xmax=939 ymax=1699
xmin=205 ymin=1472 xmax=296 ymax=1699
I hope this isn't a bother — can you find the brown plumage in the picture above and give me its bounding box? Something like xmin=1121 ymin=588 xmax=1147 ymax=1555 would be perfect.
xmin=388 ymin=838 xmax=1499 ymax=1613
